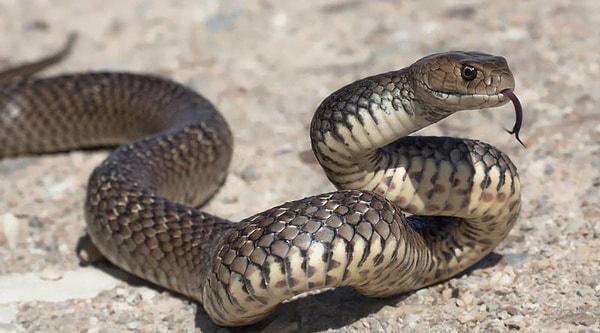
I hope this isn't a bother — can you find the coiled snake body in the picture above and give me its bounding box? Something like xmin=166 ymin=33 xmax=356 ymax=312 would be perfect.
xmin=0 ymin=39 xmax=522 ymax=326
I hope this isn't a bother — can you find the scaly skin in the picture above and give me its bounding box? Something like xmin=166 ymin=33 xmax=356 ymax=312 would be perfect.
xmin=0 ymin=44 xmax=520 ymax=326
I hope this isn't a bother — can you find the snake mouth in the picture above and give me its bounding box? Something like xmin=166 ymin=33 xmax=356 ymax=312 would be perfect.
xmin=426 ymin=86 xmax=525 ymax=147
xmin=501 ymin=89 xmax=525 ymax=147
xmin=426 ymin=85 xmax=508 ymax=107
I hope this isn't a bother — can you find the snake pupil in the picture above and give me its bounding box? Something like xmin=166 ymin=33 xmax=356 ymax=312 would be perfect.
xmin=461 ymin=65 xmax=477 ymax=81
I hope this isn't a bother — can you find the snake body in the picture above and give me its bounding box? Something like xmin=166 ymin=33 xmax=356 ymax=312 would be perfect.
xmin=0 ymin=41 xmax=521 ymax=326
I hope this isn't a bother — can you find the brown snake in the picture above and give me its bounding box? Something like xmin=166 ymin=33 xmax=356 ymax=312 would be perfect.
xmin=0 ymin=37 xmax=522 ymax=326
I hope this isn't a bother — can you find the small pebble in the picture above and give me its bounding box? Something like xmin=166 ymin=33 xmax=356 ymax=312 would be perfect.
xmin=558 ymin=312 xmax=597 ymax=326
xmin=478 ymin=303 xmax=488 ymax=312
xmin=0 ymin=213 xmax=21 ymax=249
xmin=89 ymin=316 xmax=99 ymax=326
xmin=39 ymin=267 xmax=63 ymax=281
xmin=441 ymin=287 xmax=454 ymax=300
xmin=115 ymin=287 xmax=128 ymax=297
xmin=240 ymin=165 xmax=261 ymax=182
xmin=139 ymin=288 xmax=157 ymax=301
xmin=504 ymin=306 xmax=521 ymax=316
xmin=457 ymin=313 xmax=477 ymax=324
xmin=126 ymin=292 xmax=143 ymax=306
xmin=127 ymin=320 xmax=141 ymax=330
xmin=504 ymin=314 xmax=525 ymax=330
xmin=221 ymin=195 xmax=239 ymax=204
xmin=77 ymin=235 xmax=105 ymax=264
xmin=58 ymin=242 xmax=70 ymax=255
xmin=403 ymin=314 xmax=421 ymax=326
xmin=456 ymin=291 xmax=475 ymax=308
xmin=497 ymin=310 xmax=510 ymax=320
xmin=489 ymin=267 xmax=516 ymax=287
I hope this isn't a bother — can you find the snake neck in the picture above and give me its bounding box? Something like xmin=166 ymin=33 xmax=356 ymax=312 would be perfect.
xmin=310 ymin=69 xmax=451 ymax=190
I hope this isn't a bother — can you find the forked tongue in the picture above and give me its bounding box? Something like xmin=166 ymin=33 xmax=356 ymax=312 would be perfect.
xmin=501 ymin=89 xmax=525 ymax=148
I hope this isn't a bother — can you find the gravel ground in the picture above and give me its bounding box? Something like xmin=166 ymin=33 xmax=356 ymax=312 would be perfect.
xmin=0 ymin=1 xmax=599 ymax=332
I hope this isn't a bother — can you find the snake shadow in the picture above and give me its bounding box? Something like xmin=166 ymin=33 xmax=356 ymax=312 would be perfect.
xmin=76 ymin=235 xmax=503 ymax=332
xmin=195 ymin=286 xmax=394 ymax=333
xmin=196 ymin=253 xmax=504 ymax=332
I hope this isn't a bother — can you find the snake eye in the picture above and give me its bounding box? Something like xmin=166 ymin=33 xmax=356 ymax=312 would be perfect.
xmin=461 ymin=65 xmax=477 ymax=81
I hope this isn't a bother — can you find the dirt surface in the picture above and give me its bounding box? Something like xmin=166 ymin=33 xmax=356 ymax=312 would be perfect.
xmin=0 ymin=1 xmax=599 ymax=332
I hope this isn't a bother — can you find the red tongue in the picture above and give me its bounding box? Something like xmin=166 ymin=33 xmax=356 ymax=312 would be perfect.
xmin=501 ymin=89 xmax=525 ymax=148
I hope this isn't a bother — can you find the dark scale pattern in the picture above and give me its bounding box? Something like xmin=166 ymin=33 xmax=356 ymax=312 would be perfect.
xmin=310 ymin=69 xmax=412 ymax=146
xmin=1 ymin=72 xmax=236 ymax=301
xmin=1 ymin=50 xmax=522 ymax=327
xmin=202 ymin=191 xmax=431 ymax=326
xmin=364 ymin=136 xmax=520 ymax=287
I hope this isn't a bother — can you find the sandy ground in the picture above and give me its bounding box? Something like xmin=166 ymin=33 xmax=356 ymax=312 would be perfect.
xmin=0 ymin=1 xmax=599 ymax=332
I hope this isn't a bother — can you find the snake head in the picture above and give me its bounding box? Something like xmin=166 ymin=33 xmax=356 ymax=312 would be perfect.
xmin=409 ymin=51 xmax=525 ymax=146
xmin=411 ymin=51 xmax=515 ymax=112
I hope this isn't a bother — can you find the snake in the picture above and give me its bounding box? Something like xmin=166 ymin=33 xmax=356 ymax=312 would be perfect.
xmin=0 ymin=36 xmax=523 ymax=326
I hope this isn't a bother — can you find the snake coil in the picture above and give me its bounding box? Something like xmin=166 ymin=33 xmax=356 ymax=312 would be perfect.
xmin=0 ymin=38 xmax=522 ymax=326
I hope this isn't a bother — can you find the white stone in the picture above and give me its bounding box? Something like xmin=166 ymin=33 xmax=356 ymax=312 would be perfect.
xmin=0 ymin=213 xmax=20 ymax=249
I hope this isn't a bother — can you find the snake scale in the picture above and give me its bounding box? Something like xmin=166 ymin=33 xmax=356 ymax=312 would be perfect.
xmin=0 ymin=36 xmax=522 ymax=326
